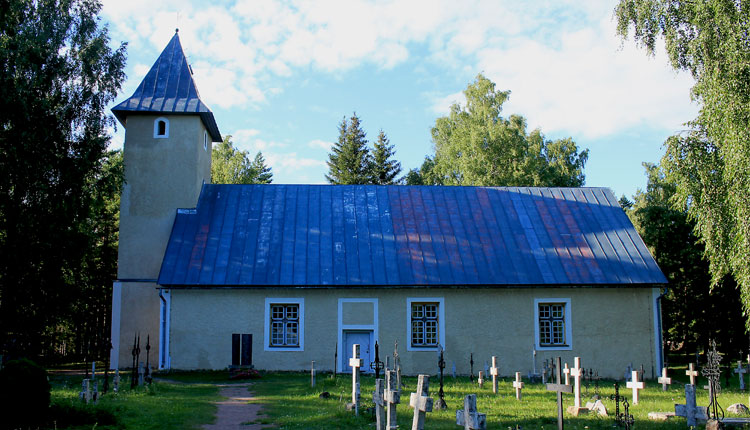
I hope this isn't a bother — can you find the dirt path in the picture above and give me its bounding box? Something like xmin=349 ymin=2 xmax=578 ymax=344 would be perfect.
xmin=202 ymin=383 xmax=267 ymax=430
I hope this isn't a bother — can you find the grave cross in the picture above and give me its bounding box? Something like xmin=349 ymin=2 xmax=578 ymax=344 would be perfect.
xmin=570 ymin=357 xmax=584 ymax=408
xmin=409 ymin=374 xmax=434 ymax=430
xmin=394 ymin=341 xmax=402 ymax=390
xmin=686 ymin=362 xmax=699 ymax=385
xmin=546 ymin=356 xmax=573 ymax=430
xmin=470 ymin=353 xmax=475 ymax=382
xmin=113 ymin=369 xmax=120 ymax=393
xmin=513 ymin=372 xmax=525 ymax=400
xmin=477 ymin=371 xmax=484 ymax=388
xmin=311 ymin=360 xmax=316 ymax=387
xmin=701 ymin=339 xmax=724 ymax=421
xmin=542 ymin=359 xmax=549 ymax=384
xmin=735 ymin=360 xmax=747 ymax=391
xmin=371 ymin=341 xmax=384 ymax=380
xmin=333 ymin=341 xmax=338 ymax=378
xmin=658 ymin=367 xmax=672 ymax=391
xmin=626 ymin=370 xmax=644 ymax=405
xmin=373 ymin=378 xmax=386 ymax=430
xmin=563 ymin=362 xmax=570 ymax=385
xmin=675 ymin=384 xmax=708 ymax=427
xmin=384 ymin=369 xmax=400 ymax=430
xmin=490 ymin=356 xmax=499 ymax=394
xmin=145 ymin=334 xmax=152 ymax=384
xmin=456 ymin=394 xmax=487 ymax=430
xmin=436 ymin=344 xmax=447 ymax=409
xmin=350 ymin=343 xmax=364 ymax=416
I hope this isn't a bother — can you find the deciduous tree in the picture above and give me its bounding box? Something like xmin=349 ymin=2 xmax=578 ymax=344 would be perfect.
xmin=212 ymin=136 xmax=273 ymax=184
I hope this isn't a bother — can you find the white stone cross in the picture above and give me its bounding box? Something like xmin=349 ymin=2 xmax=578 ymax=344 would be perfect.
xmin=477 ymin=371 xmax=484 ymax=388
xmin=626 ymin=370 xmax=645 ymax=405
xmin=409 ymin=374 xmax=434 ymax=430
xmin=513 ymin=372 xmax=525 ymax=400
xmin=456 ymin=394 xmax=486 ymax=430
xmin=658 ymin=367 xmax=672 ymax=391
xmin=350 ymin=344 xmax=364 ymax=415
xmin=563 ymin=362 xmax=571 ymax=385
xmin=384 ymin=369 xmax=400 ymax=430
xmin=675 ymin=384 xmax=708 ymax=426
xmin=490 ymin=356 xmax=499 ymax=394
xmin=570 ymin=357 xmax=584 ymax=408
xmin=735 ymin=360 xmax=747 ymax=391
xmin=80 ymin=378 xmax=92 ymax=404
xmin=138 ymin=361 xmax=145 ymax=386
xmin=311 ymin=360 xmax=316 ymax=387
xmin=686 ymin=362 xmax=698 ymax=386
xmin=374 ymin=378 xmax=386 ymax=430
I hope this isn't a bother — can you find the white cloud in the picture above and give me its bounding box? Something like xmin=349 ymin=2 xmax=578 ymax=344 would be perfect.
xmin=308 ymin=139 xmax=333 ymax=151
xmin=429 ymin=91 xmax=465 ymax=115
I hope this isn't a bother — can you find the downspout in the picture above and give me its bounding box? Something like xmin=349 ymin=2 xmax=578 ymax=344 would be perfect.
xmin=655 ymin=286 xmax=668 ymax=374
xmin=159 ymin=289 xmax=169 ymax=370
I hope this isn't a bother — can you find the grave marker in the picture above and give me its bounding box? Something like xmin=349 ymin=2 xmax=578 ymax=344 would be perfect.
xmin=409 ymin=375 xmax=433 ymax=430
xmin=675 ymin=384 xmax=708 ymax=426
xmin=373 ymin=378 xmax=386 ymax=430
xmin=570 ymin=357 xmax=584 ymax=408
xmin=477 ymin=371 xmax=484 ymax=388
xmin=371 ymin=341 xmax=384 ymax=380
xmin=311 ymin=360 xmax=316 ymax=387
xmin=456 ymin=394 xmax=486 ymax=430
xmin=350 ymin=343 xmax=363 ymax=416
xmin=393 ymin=341 xmax=402 ymax=390
xmin=452 ymin=361 xmax=456 ymax=379
xmin=686 ymin=362 xmax=698 ymax=385
xmin=626 ymin=370 xmax=644 ymax=405
xmin=470 ymin=353 xmax=474 ymax=382
xmin=563 ymin=362 xmax=570 ymax=385
xmin=138 ymin=361 xmax=145 ymax=386
xmin=735 ymin=360 xmax=747 ymax=391
xmin=436 ymin=344 xmax=447 ymax=409
xmin=513 ymin=372 xmax=524 ymax=400
xmin=490 ymin=356 xmax=499 ymax=394
xmin=385 ymin=369 xmax=400 ymax=430
xmin=546 ymin=357 xmax=573 ymax=430
xmin=658 ymin=367 xmax=672 ymax=391
xmin=113 ymin=369 xmax=120 ymax=393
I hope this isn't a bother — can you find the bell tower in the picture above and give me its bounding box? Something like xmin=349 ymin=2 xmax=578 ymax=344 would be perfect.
xmin=110 ymin=30 xmax=221 ymax=369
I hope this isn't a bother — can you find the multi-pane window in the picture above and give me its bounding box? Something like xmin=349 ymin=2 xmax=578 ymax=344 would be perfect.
xmin=538 ymin=303 xmax=566 ymax=346
xmin=411 ymin=303 xmax=439 ymax=347
xmin=270 ymin=304 xmax=299 ymax=347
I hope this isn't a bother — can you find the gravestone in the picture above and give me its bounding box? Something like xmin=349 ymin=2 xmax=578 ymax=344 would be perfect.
xmin=513 ymin=372 xmax=524 ymax=400
xmin=658 ymin=367 xmax=672 ymax=391
xmin=113 ymin=369 xmax=120 ymax=393
xmin=624 ymin=363 xmax=633 ymax=381
xmin=490 ymin=356 xmax=499 ymax=394
xmin=735 ymin=360 xmax=747 ymax=391
xmin=385 ymin=369 xmax=400 ymax=430
xmin=478 ymin=371 xmax=484 ymax=388
xmin=80 ymin=379 xmax=91 ymax=403
xmin=138 ymin=362 xmax=145 ymax=386
xmin=563 ymin=362 xmax=570 ymax=386
xmin=373 ymin=379 xmax=386 ymax=430
xmin=686 ymin=362 xmax=699 ymax=386
xmin=456 ymin=394 xmax=486 ymax=430
xmin=675 ymin=384 xmax=708 ymax=426
xmin=311 ymin=360 xmax=316 ymax=387
xmin=626 ymin=370 xmax=644 ymax=405
xmin=546 ymin=357 xmax=573 ymax=430
xmin=570 ymin=357 xmax=584 ymax=409
xmin=350 ymin=343 xmax=363 ymax=416
xmin=409 ymin=375 xmax=433 ymax=430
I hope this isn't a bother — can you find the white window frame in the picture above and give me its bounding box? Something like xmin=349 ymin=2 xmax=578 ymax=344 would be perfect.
xmin=406 ymin=297 xmax=445 ymax=351
xmin=534 ymin=298 xmax=572 ymax=351
xmin=203 ymin=130 xmax=208 ymax=151
xmin=264 ymin=298 xmax=304 ymax=351
xmin=154 ymin=117 xmax=169 ymax=138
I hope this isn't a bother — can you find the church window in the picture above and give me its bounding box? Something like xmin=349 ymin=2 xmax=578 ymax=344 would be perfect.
xmin=204 ymin=131 xmax=208 ymax=151
xmin=154 ymin=117 xmax=169 ymax=138
xmin=535 ymin=298 xmax=572 ymax=350
xmin=264 ymin=298 xmax=304 ymax=351
xmin=406 ymin=297 xmax=445 ymax=351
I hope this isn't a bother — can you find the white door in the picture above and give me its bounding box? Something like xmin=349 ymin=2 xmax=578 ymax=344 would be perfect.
xmin=343 ymin=331 xmax=373 ymax=373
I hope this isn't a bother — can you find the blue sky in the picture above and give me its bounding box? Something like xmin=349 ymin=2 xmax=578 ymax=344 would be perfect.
xmin=101 ymin=0 xmax=697 ymax=198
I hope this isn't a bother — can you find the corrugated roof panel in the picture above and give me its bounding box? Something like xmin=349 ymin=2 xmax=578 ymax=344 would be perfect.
xmin=157 ymin=185 xmax=667 ymax=287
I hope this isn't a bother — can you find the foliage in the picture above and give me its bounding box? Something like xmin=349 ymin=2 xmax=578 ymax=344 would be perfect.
xmin=369 ymin=130 xmax=402 ymax=185
xmin=427 ymin=74 xmax=588 ymax=187
xmin=404 ymin=156 xmax=441 ymax=185
xmin=624 ymin=162 xmax=746 ymax=357
xmin=0 ymin=359 xmax=51 ymax=429
xmin=0 ymin=0 xmax=127 ymax=360
xmin=615 ymin=0 xmax=750 ymax=328
xmin=326 ymin=113 xmax=372 ymax=185
xmin=211 ymin=136 xmax=273 ymax=184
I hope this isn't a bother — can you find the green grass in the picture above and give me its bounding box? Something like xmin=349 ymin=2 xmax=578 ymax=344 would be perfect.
xmin=47 ymin=371 xmax=221 ymax=429
xmin=249 ymin=371 xmax=750 ymax=429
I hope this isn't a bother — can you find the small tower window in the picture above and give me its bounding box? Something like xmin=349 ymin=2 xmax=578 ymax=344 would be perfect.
xmin=204 ymin=131 xmax=208 ymax=151
xmin=154 ymin=118 xmax=169 ymax=138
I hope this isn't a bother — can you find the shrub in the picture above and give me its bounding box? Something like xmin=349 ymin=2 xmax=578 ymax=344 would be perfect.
xmin=0 ymin=358 xmax=51 ymax=429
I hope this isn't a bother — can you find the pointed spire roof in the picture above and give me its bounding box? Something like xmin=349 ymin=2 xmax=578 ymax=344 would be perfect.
xmin=112 ymin=30 xmax=221 ymax=142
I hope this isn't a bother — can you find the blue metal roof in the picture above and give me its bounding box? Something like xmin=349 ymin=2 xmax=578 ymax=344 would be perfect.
xmin=157 ymin=185 xmax=667 ymax=287
xmin=112 ymin=31 xmax=222 ymax=142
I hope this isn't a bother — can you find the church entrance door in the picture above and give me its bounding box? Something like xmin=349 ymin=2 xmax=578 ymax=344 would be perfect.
xmin=343 ymin=330 xmax=373 ymax=374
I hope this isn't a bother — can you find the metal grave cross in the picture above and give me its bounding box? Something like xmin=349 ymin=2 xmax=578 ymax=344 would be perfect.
xmin=563 ymin=362 xmax=570 ymax=385
xmin=311 ymin=360 xmax=316 ymax=387
xmin=513 ymin=372 xmax=525 ymax=400
xmin=393 ymin=341 xmax=402 ymax=390
xmin=675 ymin=384 xmax=708 ymax=426
xmin=436 ymin=344 xmax=447 ymax=409
xmin=735 ymin=360 xmax=747 ymax=391
xmin=701 ymin=339 xmax=723 ymax=421
xmin=570 ymin=357 xmax=584 ymax=408
xmin=384 ymin=369 xmax=400 ymax=430
xmin=456 ymin=394 xmax=486 ymax=430
xmin=686 ymin=362 xmax=699 ymax=386
xmin=373 ymin=378 xmax=386 ymax=430
xmin=409 ymin=374 xmax=434 ymax=430
xmin=470 ymin=353 xmax=475 ymax=382
xmin=546 ymin=356 xmax=573 ymax=430
xmin=350 ymin=343 xmax=364 ymax=415
xmin=626 ymin=370 xmax=644 ymax=405
xmin=658 ymin=367 xmax=672 ymax=391
xmin=371 ymin=341 xmax=384 ymax=380
xmin=490 ymin=356 xmax=499 ymax=394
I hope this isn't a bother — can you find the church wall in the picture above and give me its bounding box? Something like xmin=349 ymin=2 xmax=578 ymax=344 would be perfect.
xmin=168 ymin=286 xmax=658 ymax=379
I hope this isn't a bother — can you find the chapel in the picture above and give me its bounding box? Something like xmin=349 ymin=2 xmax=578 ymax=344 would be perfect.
xmin=109 ymin=31 xmax=667 ymax=379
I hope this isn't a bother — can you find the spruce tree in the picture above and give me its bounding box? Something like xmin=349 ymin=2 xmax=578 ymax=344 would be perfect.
xmin=369 ymin=130 xmax=402 ymax=184
xmin=325 ymin=113 xmax=371 ymax=184
xmin=251 ymin=151 xmax=273 ymax=184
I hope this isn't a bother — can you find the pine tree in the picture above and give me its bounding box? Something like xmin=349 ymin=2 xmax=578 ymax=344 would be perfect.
xmin=369 ymin=130 xmax=402 ymax=184
xmin=325 ymin=113 xmax=371 ymax=184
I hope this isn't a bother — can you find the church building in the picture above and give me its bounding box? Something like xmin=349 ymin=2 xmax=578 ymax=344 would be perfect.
xmin=109 ymin=31 xmax=668 ymax=379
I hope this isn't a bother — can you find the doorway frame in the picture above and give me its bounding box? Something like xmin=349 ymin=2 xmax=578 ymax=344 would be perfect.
xmin=337 ymin=298 xmax=378 ymax=374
